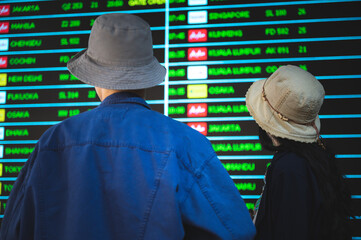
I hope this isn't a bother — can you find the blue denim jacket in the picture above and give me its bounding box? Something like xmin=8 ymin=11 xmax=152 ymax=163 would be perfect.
xmin=1 ymin=92 xmax=255 ymax=240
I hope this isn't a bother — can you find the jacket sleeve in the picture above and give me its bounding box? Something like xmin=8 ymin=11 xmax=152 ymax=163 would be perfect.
xmin=269 ymin=169 xmax=314 ymax=239
xmin=180 ymin=153 xmax=256 ymax=240
xmin=0 ymin=146 xmax=40 ymax=240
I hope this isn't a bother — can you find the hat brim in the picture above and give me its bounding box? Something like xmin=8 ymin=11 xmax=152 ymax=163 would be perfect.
xmin=67 ymin=49 xmax=166 ymax=90
xmin=246 ymin=79 xmax=320 ymax=143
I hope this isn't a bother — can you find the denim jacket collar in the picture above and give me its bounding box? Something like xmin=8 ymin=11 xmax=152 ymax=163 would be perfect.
xmin=99 ymin=92 xmax=151 ymax=110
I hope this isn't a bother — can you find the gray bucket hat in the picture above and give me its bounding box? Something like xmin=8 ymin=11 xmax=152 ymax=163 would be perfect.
xmin=67 ymin=13 xmax=166 ymax=90
xmin=246 ymin=65 xmax=325 ymax=143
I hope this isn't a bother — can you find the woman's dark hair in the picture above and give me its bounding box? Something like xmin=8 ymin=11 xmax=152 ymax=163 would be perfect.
xmin=259 ymin=127 xmax=353 ymax=239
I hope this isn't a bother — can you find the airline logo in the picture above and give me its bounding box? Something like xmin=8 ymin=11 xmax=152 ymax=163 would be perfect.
xmin=187 ymin=122 xmax=207 ymax=135
xmin=0 ymin=38 xmax=9 ymax=51
xmin=0 ymin=127 xmax=4 ymax=140
xmin=0 ymin=145 xmax=3 ymax=158
xmin=0 ymin=22 xmax=9 ymax=33
xmin=187 ymin=103 xmax=207 ymax=117
xmin=0 ymin=109 xmax=5 ymax=122
xmin=0 ymin=5 xmax=10 ymax=16
xmin=188 ymin=29 xmax=207 ymax=42
xmin=188 ymin=0 xmax=208 ymax=5
xmin=188 ymin=47 xmax=207 ymax=61
xmin=0 ymin=56 xmax=7 ymax=68
xmin=187 ymin=66 xmax=208 ymax=79
xmin=0 ymin=91 xmax=6 ymax=104
xmin=0 ymin=73 xmax=7 ymax=86
xmin=188 ymin=11 xmax=208 ymax=24
xmin=187 ymin=84 xmax=208 ymax=98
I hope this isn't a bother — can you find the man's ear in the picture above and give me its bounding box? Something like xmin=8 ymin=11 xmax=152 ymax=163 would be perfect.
xmin=94 ymin=87 xmax=102 ymax=101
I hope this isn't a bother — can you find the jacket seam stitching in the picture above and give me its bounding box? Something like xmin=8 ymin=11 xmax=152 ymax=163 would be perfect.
xmin=195 ymin=154 xmax=236 ymax=239
xmin=179 ymin=151 xmax=216 ymax=204
xmin=137 ymin=152 xmax=169 ymax=239
xmin=40 ymin=141 xmax=172 ymax=155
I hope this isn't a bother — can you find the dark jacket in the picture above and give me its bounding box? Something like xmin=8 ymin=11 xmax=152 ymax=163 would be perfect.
xmin=1 ymin=92 xmax=255 ymax=240
xmin=254 ymin=151 xmax=323 ymax=240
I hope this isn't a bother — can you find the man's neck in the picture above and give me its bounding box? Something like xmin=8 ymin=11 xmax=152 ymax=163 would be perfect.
xmin=95 ymin=87 xmax=145 ymax=101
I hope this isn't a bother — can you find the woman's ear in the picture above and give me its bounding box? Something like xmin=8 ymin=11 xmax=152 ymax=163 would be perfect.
xmin=267 ymin=132 xmax=281 ymax=147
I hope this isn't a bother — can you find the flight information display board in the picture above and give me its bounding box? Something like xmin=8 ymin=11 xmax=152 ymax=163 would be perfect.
xmin=0 ymin=0 xmax=360 ymax=236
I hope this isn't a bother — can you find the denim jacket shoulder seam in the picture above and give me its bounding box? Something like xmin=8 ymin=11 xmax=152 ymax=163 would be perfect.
xmin=179 ymin=151 xmax=217 ymax=204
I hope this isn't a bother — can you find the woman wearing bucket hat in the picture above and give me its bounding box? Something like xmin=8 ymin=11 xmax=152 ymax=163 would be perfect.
xmin=246 ymin=65 xmax=352 ymax=239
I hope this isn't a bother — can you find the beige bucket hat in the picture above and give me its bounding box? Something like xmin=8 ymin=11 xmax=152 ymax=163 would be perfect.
xmin=246 ymin=65 xmax=325 ymax=143
xmin=67 ymin=13 xmax=166 ymax=90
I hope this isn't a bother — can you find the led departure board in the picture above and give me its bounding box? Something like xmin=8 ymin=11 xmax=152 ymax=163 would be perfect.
xmin=0 ymin=0 xmax=360 ymax=237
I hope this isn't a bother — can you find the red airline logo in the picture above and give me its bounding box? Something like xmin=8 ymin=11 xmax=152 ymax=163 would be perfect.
xmin=0 ymin=22 xmax=9 ymax=33
xmin=188 ymin=29 xmax=207 ymax=42
xmin=188 ymin=47 xmax=208 ymax=61
xmin=0 ymin=56 xmax=7 ymax=68
xmin=187 ymin=122 xmax=207 ymax=135
xmin=0 ymin=5 xmax=10 ymax=16
xmin=187 ymin=103 xmax=207 ymax=117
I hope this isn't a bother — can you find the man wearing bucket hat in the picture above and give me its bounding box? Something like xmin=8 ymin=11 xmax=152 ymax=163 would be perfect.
xmin=1 ymin=13 xmax=256 ymax=240
xmin=246 ymin=65 xmax=352 ymax=239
